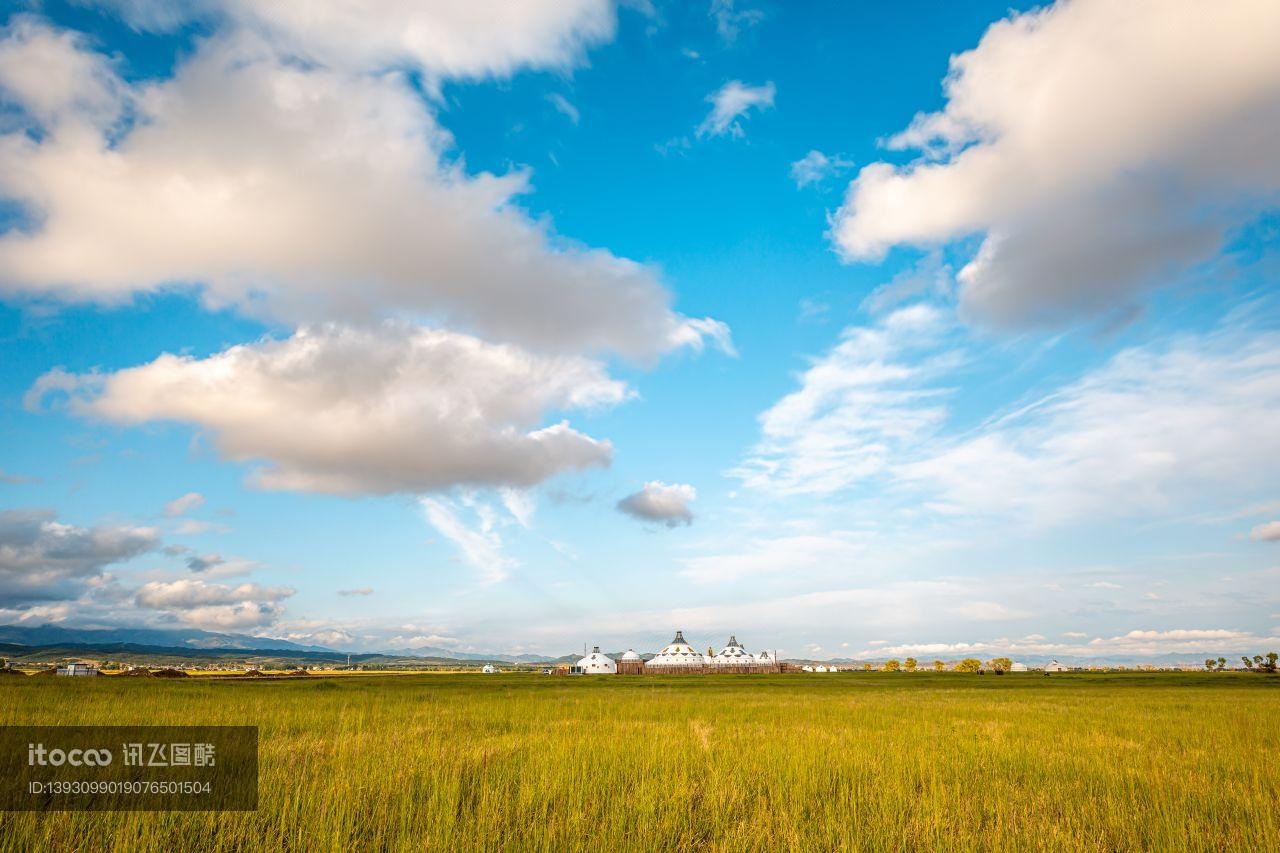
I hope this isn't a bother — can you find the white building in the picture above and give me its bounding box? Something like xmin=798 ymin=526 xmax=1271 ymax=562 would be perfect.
xmin=645 ymin=631 xmax=706 ymax=670
xmin=56 ymin=662 xmax=98 ymax=677
xmin=1044 ymin=660 xmax=1069 ymax=672
xmin=755 ymin=650 xmax=776 ymax=666
xmin=619 ymin=649 xmax=643 ymax=664
xmin=481 ymin=664 xmax=497 ymax=674
xmin=711 ymin=635 xmax=754 ymax=667
xmin=1010 ymin=662 xmax=1028 ymax=672
xmin=576 ymin=646 xmax=618 ymax=674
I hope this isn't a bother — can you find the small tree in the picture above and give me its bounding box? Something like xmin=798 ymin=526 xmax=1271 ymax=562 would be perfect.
xmin=1217 ymin=657 xmax=1228 ymax=671
xmin=932 ymin=659 xmax=945 ymax=672
xmin=883 ymin=659 xmax=901 ymax=672
xmin=861 ymin=662 xmax=873 ymax=672
xmin=955 ymin=658 xmax=982 ymax=673
xmin=990 ymin=657 xmax=1012 ymax=675
xmin=1263 ymin=652 xmax=1279 ymax=674
xmin=1243 ymin=656 xmax=1254 ymax=670
xmin=904 ymin=657 xmax=918 ymax=672
xmin=1204 ymin=658 xmax=1215 ymax=671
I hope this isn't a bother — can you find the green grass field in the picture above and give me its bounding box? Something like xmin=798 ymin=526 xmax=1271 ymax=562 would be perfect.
xmin=2 ymin=672 xmax=1277 ymax=851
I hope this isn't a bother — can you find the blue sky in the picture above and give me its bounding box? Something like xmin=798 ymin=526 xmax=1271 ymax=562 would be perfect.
xmin=1 ymin=0 xmax=1278 ymax=661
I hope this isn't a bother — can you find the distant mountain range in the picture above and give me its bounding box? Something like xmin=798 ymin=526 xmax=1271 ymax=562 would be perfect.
xmin=0 ymin=624 xmax=334 ymax=653
xmin=0 ymin=624 xmax=562 ymax=664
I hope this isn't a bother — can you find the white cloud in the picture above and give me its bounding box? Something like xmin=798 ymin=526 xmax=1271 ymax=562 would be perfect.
xmin=84 ymin=0 xmax=617 ymax=81
xmin=731 ymin=304 xmax=956 ymax=495
xmin=31 ymin=323 xmax=628 ymax=495
xmin=696 ymin=80 xmax=775 ymax=139
xmin=421 ymin=495 xmax=516 ymax=583
xmin=900 ymin=324 xmax=1280 ymax=525
xmin=1062 ymin=631 xmax=1088 ymax=638
xmin=1250 ymin=521 xmax=1280 ymax=542
xmin=858 ymin=628 xmax=1280 ymax=661
xmin=163 ymin=492 xmax=205 ymax=517
xmin=0 ymin=509 xmax=158 ymax=605
xmin=134 ymin=577 xmax=294 ymax=630
xmin=338 ymin=587 xmax=374 ymax=597
xmin=831 ymin=0 xmax=1280 ymax=327
xmin=616 ymin=481 xmax=697 ymax=528
xmin=709 ymin=0 xmax=763 ymax=44
xmin=738 ymin=308 xmax=1280 ymax=527
xmin=790 ymin=150 xmax=853 ymax=188
xmin=0 ymin=20 xmax=728 ymax=361
xmin=1087 ymin=581 xmax=1122 ymax=590
xmin=546 ymin=92 xmax=580 ymax=125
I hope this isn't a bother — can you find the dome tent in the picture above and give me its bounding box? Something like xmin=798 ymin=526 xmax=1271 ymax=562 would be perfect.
xmin=620 ymin=649 xmax=642 ymax=662
xmin=576 ymin=646 xmax=617 ymax=674
xmin=645 ymin=631 xmax=706 ymax=670
xmin=711 ymin=635 xmax=754 ymax=666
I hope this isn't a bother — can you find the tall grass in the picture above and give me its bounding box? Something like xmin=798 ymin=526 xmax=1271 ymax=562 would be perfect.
xmin=2 ymin=672 xmax=1277 ymax=851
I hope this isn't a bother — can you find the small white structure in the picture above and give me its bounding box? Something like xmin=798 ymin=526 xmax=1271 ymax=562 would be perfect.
xmin=1044 ymin=660 xmax=1069 ymax=673
xmin=711 ymin=635 xmax=754 ymax=667
xmin=814 ymin=665 xmax=829 ymax=673
xmin=57 ymin=662 xmax=98 ymax=677
xmin=619 ymin=649 xmax=643 ymax=663
xmin=576 ymin=646 xmax=618 ymax=675
xmin=801 ymin=665 xmax=814 ymax=672
xmin=645 ymin=631 xmax=706 ymax=670
xmin=481 ymin=664 xmax=497 ymax=674
xmin=755 ymin=650 xmax=776 ymax=666
xmin=1010 ymin=662 xmax=1028 ymax=673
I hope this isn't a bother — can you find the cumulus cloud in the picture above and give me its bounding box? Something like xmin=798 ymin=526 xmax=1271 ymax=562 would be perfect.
xmin=0 ymin=509 xmax=158 ymax=605
xmin=697 ymin=80 xmax=775 ymax=139
xmin=29 ymin=323 xmax=628 ymax=495
xmin=1250 ymin=521 xmax=1280 ymax=542
xmin=831 ymin=0 xmax=1280 ymax=328
xmin=338 ymin=587 xmax=374 ymax=597
xmin=616 ymin=481 xmax=697 ymax=528
xmin=134 ymin=578 xmax=294 ymax=630
xmin=790 ymin=150 xmax=853 ymax=188
xmin=0 ymin=17 xmax=728 ymax=361
xmin=184 ymin=553 xmax=223 ymax=573
xmin=163 ymin=492 xmax=205 ymax=517
xmin=84 ymin=0 xmax=617 ymax=81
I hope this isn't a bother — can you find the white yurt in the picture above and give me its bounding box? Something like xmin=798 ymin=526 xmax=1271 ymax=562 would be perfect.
xmin=1010 ymin=662 xmax=1028 ymax=672
xmin=711 ymin=635 xmax=754 ymax=667
xmin=576 ymin=646 xmax=618 ymax=675
xmin=620 ymin=649 xmax=643 ymax=663
xmin=1044 ymin=660 xmax=1068 ymax=673
xmin=645 ymin=631 xmax=706 ymax=670
xmin=481 ymin=664 xmax=497 ymax=674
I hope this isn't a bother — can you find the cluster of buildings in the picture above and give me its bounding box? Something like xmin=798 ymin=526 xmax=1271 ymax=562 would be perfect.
xmin=559 ymin=632 xmax=781 ymax=675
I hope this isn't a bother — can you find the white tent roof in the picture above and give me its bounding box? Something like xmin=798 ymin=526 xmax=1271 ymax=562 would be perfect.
xmin=576 ymin=646 xmax=617 ymax=674
xmin=646 ymin=631 xmax=705 ymax=668
xmin=620 ymin=649 xmax=642 ymax=662
xmin=711 ymin=635 xmax=754 ymax=665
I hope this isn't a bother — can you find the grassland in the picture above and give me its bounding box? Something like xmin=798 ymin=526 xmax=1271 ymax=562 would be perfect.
xmin=2 ymin=671 xmax=1277 ymax=851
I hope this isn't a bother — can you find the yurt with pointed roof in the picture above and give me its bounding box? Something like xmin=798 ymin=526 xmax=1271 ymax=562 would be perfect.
xmin=645 ymin=631 xmax=706 ymax=673
xmin=576 ymin=646 xmax=617 ymax=675
xmin=710 ymin=635 xmax=755 ymax=670
xmin=616 ymin=648 xmax=645 ymax=675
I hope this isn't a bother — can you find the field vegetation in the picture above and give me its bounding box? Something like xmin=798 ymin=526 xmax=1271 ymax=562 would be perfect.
xmin=2 ymin=671 xmax=1277 ymax=851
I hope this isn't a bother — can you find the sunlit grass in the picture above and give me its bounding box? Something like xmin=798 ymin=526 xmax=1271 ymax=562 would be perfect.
xmin=2 ymin=672 xmax=1277 ymax=851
